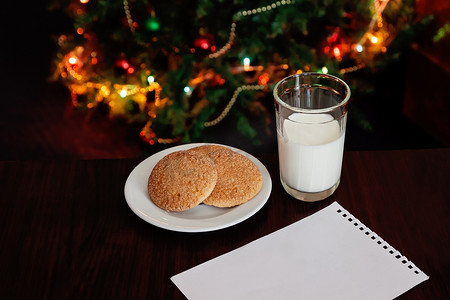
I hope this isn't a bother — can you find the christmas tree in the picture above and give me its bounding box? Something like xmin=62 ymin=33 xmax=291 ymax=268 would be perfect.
xmin=50 ymin=0 xmax=430 ymax=146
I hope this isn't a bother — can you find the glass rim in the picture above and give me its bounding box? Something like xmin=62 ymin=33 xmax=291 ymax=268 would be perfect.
xmin=273 ymin=72 xmax=351 ymax=114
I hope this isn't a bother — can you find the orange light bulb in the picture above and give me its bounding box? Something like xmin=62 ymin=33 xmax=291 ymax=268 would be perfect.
xmin=68 ymin=56 xmax=78 ymax=65
xmin=333 ymin=47 xmax=341 ymax=58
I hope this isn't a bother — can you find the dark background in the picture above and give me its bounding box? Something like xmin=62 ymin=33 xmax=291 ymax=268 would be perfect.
xmin=1 ymin=1 xmax=448 ymax=160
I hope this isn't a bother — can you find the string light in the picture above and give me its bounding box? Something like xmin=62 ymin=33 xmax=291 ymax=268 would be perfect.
xmin=66 ymin=65 xmax=82 ymax=81
xmin=59 ymin=0 xmax=402 ymax=145
xmin=100 ymin=85 xmax=110 ymax=97
xmin=184 ymin=86 xmax=193 ymax=96
xmin=367 ymin=33 xmax=379 ymax=44
xmin=146 ymin=17 xmax=160 ymax=31
xmin=90 ymin=52 xmax=98 ymax=65
xmin=357 ymin=0 xmax=390 ymax=46
xmin=243 ymin=57 xmax=251 ymax=71
xmin=68 ymin=56 xmax=78 ymax=65
xmin=258 ymin=73 xmax=270 ymax=85
xmin=332 ymin=47 xmax=341 ymax=60
xmin=120 ymin=0 xmax=388 ymax=73
xmin=200 ymin=40 xmax=209 ymax=50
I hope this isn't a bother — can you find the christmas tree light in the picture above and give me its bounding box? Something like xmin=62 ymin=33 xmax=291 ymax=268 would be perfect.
xmin=50 ymin=0 xmax=430 ymax=145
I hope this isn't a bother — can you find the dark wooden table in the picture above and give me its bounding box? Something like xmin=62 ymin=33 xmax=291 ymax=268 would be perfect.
xmin=1 ymin=148 xmax=449 ymax=299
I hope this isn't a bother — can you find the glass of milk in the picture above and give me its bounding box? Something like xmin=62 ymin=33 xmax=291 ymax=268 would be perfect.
xmin=273 ymin=72 xmax=351 ymax=201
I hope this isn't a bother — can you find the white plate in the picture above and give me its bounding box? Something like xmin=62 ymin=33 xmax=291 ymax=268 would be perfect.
xmin=124 ymin=143 xmax=272 ymax=232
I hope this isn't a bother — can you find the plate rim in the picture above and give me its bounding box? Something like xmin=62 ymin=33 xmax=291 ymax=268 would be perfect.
xmin=124 ymin=143 xmax=272 ymax=232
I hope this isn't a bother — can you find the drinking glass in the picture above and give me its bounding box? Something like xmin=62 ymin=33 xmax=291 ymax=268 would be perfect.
xmin=273 ymin=72 xmax=351 ymax=201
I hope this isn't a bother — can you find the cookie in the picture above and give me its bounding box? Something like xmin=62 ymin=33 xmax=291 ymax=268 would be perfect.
xmin=148 ymin=150 xmax=218 ymax=211
xmin=199 ymin=146 xmax=263 ymax=207
xmin=187 ymin=144 xmax=226 ymax=156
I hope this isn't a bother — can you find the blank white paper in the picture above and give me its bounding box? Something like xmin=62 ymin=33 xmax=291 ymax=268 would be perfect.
xmin=171 ymin=202 xmax=429 ymax=299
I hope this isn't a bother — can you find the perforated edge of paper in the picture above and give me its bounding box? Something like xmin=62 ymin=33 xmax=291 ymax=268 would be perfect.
xmin=335 ymin=206 xmax=427 ymax=276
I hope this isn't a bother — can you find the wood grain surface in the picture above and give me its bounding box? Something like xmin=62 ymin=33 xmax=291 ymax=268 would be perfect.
xmin=1 ymin=148 xmax=449 ymax=299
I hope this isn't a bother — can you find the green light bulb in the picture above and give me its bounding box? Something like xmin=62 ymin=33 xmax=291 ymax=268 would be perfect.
xmin=146 ymin=17 xmax=160 ymax=31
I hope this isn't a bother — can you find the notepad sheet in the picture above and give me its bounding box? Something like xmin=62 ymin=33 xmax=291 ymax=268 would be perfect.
xmin=171 ymin=202 xmax=428 ymax=299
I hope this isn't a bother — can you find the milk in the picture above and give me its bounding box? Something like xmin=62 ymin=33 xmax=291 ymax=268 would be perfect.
xmin=277 ymin=113 xmax=345 ymax=193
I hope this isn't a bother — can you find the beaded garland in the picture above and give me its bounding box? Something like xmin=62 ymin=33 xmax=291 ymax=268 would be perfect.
xmin=61 ymin=0 xmax=404 ymax=145
xmin=204 ymin=85 xmax=266 ymax=127
xmin=121 ymin=0 xmax=296 ymax=130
